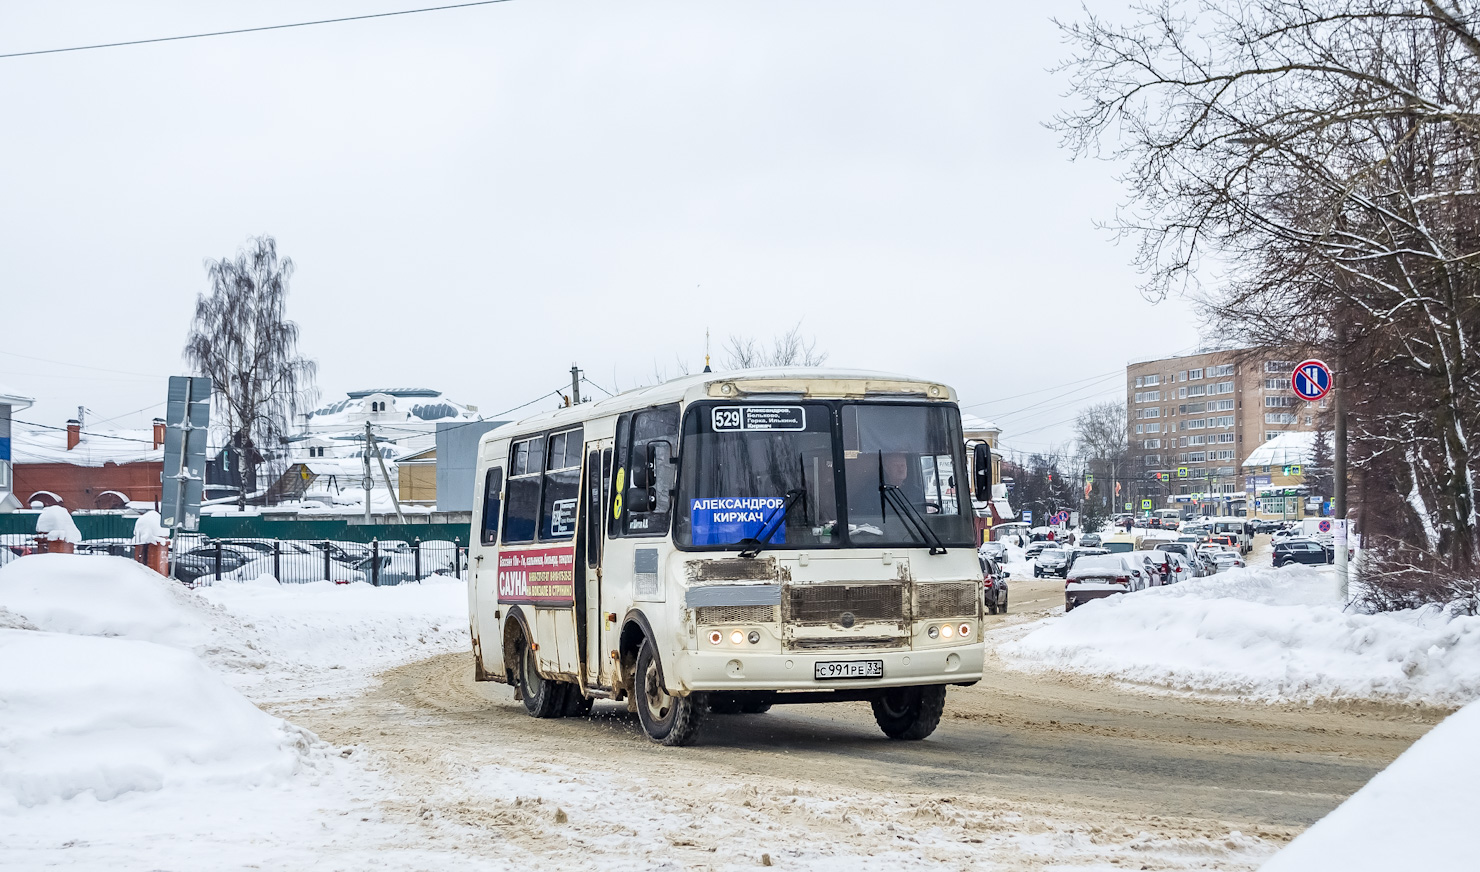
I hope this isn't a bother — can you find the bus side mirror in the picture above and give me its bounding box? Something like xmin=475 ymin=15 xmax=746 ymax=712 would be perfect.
xmin=973 ymin=444 xmax=993 ymax=500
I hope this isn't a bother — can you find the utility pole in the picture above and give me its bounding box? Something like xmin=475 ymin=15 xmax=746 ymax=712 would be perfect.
xmin=570 ymin=363 xmax=582 ymax=405
xmin=362 ymin=422 xmax=374 ymax=525
xmin=366 ymin=428 xmax=407 ymax=523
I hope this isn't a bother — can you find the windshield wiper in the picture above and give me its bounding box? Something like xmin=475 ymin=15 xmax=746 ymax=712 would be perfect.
xmin=877 ymin=452 xmax=947 ymax=555
xmin=739 ymin=488 xmax=806 ymax=558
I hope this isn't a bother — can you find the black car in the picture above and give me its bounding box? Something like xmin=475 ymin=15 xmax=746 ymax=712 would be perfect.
xmin=1273 ymin=538 xmax=1331 ymax=567
xmin=1034 ymin=547 xmax=1069 ymax=578
xmin=980 ymin=555 xmax=1009 ymax=615
xmin=172 ymin=543 xmax=256 ymax=583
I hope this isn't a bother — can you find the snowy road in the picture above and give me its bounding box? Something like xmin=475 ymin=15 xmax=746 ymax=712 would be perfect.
xmin=261 ymin=578 xmax=1445 ymax=870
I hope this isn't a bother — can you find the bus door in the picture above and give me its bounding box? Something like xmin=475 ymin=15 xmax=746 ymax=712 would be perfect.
xmin=578 ymin=439 xmax=613 ymax=688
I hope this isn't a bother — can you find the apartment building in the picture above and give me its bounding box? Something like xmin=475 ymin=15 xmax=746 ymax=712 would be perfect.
xmin=1126 ymin=350 xmax=1330 ymax=515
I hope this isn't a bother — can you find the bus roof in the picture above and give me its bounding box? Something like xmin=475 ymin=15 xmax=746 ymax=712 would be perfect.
xmin=478 ymin=368 xmax=958 ymax=446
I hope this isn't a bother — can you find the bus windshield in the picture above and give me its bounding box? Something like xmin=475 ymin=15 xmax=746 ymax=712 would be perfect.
xmin=676 ymin=402 xmax=839 ymax=548
xmin=675 ymin=402 xmax=973 ymax=550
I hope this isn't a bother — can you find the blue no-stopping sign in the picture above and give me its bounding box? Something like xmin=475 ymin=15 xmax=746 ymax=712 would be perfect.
xmin=1292 ymin=359 xmax=1332 ymax=401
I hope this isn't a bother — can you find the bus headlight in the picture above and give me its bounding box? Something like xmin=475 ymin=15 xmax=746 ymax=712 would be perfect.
xmin=927 ymin=625 xmax=939 ymax=639
xmin=730 ymin=630 xmax=745 ymax=645
xmin=709 ymin=630 xmax=723 ymax=645
xmin=940 ymin=624 xmax=954 ymax=639
xmin=748 ymin=630 xmax=761 ymax=644
xmin=958 ymin=623 xmax=972 ymax=638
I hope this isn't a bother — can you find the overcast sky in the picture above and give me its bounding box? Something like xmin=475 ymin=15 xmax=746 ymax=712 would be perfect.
xmin=1 ymin=0 xmax=1200 ymax=458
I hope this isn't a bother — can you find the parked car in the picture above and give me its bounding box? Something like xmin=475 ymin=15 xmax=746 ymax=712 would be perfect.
xmin=1078 ymin=532 xmax=1102 ymax=548
xmin=173 ymin=543 xmax=258 ymax=583
xmin=1065 ymin=554 xmax=1149 ymax=611
xmin=1024 ymin=540 xmax=1057 ymax=560
xmin=1211 ymin=550 xmax=1247 ymax=572
xmin=979 ymin=541 xmax=1009 ymax=563
xmin=1065 ymin=546 xmax=1110 ymax=575
xmin=1135 ymin=550 xmax=1176 ymax=586
xmin=980 ymin=555 xmax=1009 ymax=614
xmin=1034 ymin=546 xmax=1070 ymax=578
xmin=1159 ymin=542 xmax=1215 ymax=577
xmin=1273 ymin=538 xmax=1331 ymax=567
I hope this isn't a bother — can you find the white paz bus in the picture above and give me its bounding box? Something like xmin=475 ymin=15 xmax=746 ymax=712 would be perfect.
xmin=467 ymin=368 xmax=991 ymax=746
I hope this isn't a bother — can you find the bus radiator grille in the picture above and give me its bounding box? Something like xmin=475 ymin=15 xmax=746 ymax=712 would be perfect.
xmin=786 ymin=584 xmax=904 ymax=625
xmin=914 ymin=582 xmax=980 ymax=619
xmin=695 ymin=605 xmax=778 ymax=625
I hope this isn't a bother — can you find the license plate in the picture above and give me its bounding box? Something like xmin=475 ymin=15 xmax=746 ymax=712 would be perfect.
xmin=814 ymin=660 xmax=884 ymax=680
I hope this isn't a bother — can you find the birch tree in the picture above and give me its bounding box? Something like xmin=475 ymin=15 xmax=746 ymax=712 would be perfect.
xmin=184 ymin=235 xmax=317 ymax=508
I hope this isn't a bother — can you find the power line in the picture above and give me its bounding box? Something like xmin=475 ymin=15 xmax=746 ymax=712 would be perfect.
xmin=13 ymin=418 xmax=159 ymax=445
xmin=0 ymin=0 xmax=517 ymax=60
xmin=0 ymin=349 xmax=169 ymax=379
xmin=580 ymin=376 xmax=614 ymax=398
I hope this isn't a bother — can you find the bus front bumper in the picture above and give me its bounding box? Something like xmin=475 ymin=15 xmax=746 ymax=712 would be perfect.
xmin=672 ymin=643 xmax=985 ymax=693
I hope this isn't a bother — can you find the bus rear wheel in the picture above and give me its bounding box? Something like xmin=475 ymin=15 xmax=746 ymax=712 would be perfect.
xmin=871 ymin=685 xmax=947 ymax=740
xmin=518 ymin=638 xmax=567 ymax=718
xmin=634 ymin=639 xmax=705 ymax=746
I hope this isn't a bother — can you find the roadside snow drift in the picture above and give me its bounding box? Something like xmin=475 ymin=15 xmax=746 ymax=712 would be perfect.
xmin=0 ymin=554 xmax=212 ymax=647
xmin=1262 ymin=700 xmax=1480 ymax=871
xmin=0 ymin=554 xmax=470 ymax=814
xmin=1000 ymin=565 xmax=1480 ymax=705
xmin=0 ymin=629 xmax=313 ymax=809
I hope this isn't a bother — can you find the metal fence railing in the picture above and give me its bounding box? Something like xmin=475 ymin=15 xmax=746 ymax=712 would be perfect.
xmin=1 ymin=535 xmax=466 ymax=589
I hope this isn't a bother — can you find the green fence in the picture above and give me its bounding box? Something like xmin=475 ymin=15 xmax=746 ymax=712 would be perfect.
xmin=0 ymin=512 xmax=469 ymax=545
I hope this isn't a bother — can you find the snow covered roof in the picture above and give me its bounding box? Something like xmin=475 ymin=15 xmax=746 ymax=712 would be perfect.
xmin=1242 ymin=431 xmax=1319 ymax=469
xmin=0 ymin=386 xmax=35 ymax=410
xmin=305 ymin=389 xmax=480 ymax=427
xmin=11 ymin=424 xmax=162 ymax=466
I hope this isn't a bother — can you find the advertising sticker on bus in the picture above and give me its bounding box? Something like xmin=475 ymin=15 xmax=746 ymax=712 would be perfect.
xmin=690 ymin=497 xmax=787 ymax=545
xmin=497 ymin=545 xmax=577 ymax=604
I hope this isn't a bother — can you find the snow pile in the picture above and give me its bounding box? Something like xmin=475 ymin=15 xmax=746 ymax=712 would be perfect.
xmin=129 ymin=510 xmax=168 ymax=545
xmin=0 ymin=554 xmax=213 ymax=649
xmin=0 ymin=630 xmax=316 ymax=809
xmin=1262 ymin=701 xmax=1480 ymax=871
xmin=34 ymin=505 xmax=80 ymax=543
xmin=999 ymin=565 xmax=1480 ymax=705
xmin=198 ymin=576 xmax=469 ymax=690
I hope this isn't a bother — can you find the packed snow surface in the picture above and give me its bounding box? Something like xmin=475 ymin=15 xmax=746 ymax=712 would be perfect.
xmin=1000 ymin=564 xmax=1480 ymax=705
xmin=1262 ymin=700 xmax=1480 ymax=871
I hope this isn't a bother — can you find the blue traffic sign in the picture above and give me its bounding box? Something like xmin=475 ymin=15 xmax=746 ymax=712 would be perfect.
xmin=1292 ymin=359 xmax=1332 ymax=401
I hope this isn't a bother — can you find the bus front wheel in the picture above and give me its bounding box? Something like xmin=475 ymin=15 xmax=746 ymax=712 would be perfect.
xmin=871 ymin=685 xmax=947 ymax=740
xmin=634 ymin=639 xmax=705 ymax=746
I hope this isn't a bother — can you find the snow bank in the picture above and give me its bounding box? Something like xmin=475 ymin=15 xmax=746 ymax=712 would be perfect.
xmin=198 ymin=576 xmax=469 ymax=686
xmin=1262 ymin=701 xmax=1480 ymax=871
xmin=1000 ymin=565 xmax=1480 ymax=705
xmin=0 ymin=629 xmax=316 ymax=809
xmin=0 ymin=554 xmax=212 ymax=649
xmin=34 ymin=506 xmax=80 ymax=544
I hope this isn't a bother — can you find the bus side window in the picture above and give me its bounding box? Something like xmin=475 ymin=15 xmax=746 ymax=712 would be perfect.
xmin=480 ymin=467 xmax=504 ymax=546
xmin=503 ymin=435 xmax=544 ymax=544
xmin=586 ymin=449 xmax=602 ymax=569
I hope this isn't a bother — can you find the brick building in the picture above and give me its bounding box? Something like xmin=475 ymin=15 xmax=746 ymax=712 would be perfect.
xmin=12 ymin=418 xmax=166 ymax=510
xmin=1126 ymin=350 xmax=1331 ymax=516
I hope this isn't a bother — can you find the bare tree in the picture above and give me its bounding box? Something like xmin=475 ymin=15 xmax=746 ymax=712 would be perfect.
xmin=1057 ymin=1 xmax=1480 ymax=585
xmin=185 ymin=235 xmax=317 ymax=508
xmin=1074 ymin=401 xmax=1128 ymax=470
xmin=723 ymin=322 xmax=828 ymax=369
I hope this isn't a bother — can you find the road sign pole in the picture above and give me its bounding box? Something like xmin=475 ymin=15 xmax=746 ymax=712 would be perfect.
xmin=1335 ymin=367 xmax=1349 ymax=600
